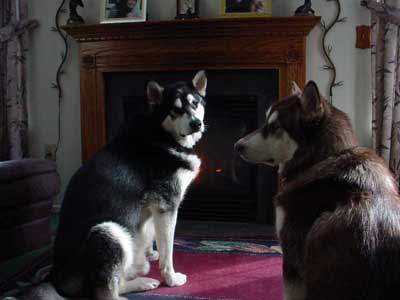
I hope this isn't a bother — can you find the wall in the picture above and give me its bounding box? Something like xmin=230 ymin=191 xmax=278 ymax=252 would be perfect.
xmin=273 ymin=1 xmax=372 ymax=149
xmin=27 ymin=0 xmax=371 ymax=203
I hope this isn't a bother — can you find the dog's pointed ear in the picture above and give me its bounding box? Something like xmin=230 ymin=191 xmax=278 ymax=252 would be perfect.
xmin=147 ymin=81 xmax=164 ymax=106
xmin=193 ymin=70 xmax=207 ymax=97
xmin=300 ymin=81 xmax=324 ymax=121
xmin=291 ymin=81 xmax=302 ymax=96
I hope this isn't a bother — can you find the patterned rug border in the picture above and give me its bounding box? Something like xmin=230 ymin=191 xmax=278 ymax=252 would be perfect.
xmin=174 ymin=237 xmax=282 ymax=257
xmin=175 ymin=234 xmax=277 ymax=239
xmin=175 ymin=249 xmax=281 ymax=257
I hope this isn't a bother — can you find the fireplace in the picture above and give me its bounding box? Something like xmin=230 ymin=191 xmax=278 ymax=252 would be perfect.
xmin=63 ymin=16 xmax=320 ymax=224
xmin=105 ymin=70 xmax=278 ymax=222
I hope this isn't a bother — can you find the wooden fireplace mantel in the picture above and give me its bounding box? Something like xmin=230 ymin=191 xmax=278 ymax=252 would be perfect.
xmin=63 ymin=17 xmax=320 ymax=161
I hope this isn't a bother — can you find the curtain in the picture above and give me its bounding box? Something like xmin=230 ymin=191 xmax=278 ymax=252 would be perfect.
xmin=0 ymin=0 xmax=37 ymax=160
xmin=362 ymin=0 xmax=400 ymax=182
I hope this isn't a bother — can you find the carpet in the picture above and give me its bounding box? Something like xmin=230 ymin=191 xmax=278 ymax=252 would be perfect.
xmin=1 ymin=237 xmax=283 ymax=300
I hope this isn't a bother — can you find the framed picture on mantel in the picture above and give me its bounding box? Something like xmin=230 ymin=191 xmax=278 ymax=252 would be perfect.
xmin=100 ymin=0 xmax=147 ymax=23
xmin=220 ymin=0 xmax=271 ymax=17
xmin=176 ymin=0 xmax=199 ymax=19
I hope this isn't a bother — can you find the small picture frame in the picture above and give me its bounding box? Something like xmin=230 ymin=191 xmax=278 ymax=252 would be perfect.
xmin=176 ymin=0 xmax=199 ymax=20
xmin=100 ymin=0 xmax=147 ymax=23
xmin=220 ymin=0 xmax=271 ymax=17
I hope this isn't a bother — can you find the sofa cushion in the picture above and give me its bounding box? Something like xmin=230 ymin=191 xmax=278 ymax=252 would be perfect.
xmin=0 ymin=172 xmax=60 ymax=207
xmin=0 ymin=200 xmax=53 ymax=229
xmin=0 ymin=158 xmax=59 ymax=262
xmin=0 ymin=159 xmax=57 ymax=183
xmin=0 ymin=217 xmax=52 ymax=262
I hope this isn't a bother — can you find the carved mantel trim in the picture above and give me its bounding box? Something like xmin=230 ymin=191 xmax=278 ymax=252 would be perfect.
xmin=64 ymin=16 xmax=320 ymax=42
xmin=81 ymin=54 xmax=96 ymax=69
xmin=63 ymin=17 xmax=320 ymax=161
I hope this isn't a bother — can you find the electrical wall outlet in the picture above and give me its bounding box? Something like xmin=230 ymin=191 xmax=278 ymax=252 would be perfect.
xmin=44 ymin=144 xmax=57 ymax=161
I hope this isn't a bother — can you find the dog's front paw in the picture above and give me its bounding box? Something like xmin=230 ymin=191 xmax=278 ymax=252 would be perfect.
xmin=163 ymin=272 xmax=187 ymax=287
xmin=146 ymin=250 xmax=159 ymax=261
xmin=134 ymin=277 xmax=161 ymax=291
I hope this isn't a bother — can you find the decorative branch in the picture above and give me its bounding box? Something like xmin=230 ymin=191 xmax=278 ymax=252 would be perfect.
xmin=51 ymin=0 xmax=69 ymax=160
xmin=320 ymin=0 xmax=346 ymax=104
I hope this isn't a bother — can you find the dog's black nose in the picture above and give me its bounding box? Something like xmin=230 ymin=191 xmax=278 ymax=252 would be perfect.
xmin=190 ymin=119 xmax=202 ymax=132
xmin=234 ymin=142 xmax=245 ymax=153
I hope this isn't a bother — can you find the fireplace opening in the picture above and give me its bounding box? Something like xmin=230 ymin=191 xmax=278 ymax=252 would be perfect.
xmin=105 ymin=70 xmax=279 ymax=224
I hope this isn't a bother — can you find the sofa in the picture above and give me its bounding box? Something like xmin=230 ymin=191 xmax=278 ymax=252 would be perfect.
xmin=0 ymin=159 xmax=60 ymax=262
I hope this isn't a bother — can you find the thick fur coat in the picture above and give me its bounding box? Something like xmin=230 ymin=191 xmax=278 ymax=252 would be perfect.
xmin=236 ymin=81 xmax=400 ymax=300
xmin=46 ymin=71 xmax=208 ymax=300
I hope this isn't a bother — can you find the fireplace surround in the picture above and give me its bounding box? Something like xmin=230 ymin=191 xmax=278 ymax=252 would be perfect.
xmin=63 ymin=16 xmax=320 ymax=223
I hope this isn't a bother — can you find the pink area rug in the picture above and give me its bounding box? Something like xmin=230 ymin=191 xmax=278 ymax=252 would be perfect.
xmin=129 ymin=237 xmax=283 ymax=300
xmin=0 ymin=237 xmax=283 ymax=300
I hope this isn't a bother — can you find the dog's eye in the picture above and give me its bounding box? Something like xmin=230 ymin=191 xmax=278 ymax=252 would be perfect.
xmin=192 ymin=101 xmax=199 ymax=108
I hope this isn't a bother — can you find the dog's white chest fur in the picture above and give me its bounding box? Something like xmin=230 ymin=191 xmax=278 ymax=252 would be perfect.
xmin=176 ymin=168 xmax=197 ymax=199
xmin=172 ymin=151 xmax=201 ymax=199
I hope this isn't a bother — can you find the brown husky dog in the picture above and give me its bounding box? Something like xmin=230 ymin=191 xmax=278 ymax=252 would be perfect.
xmin=235 ymin=81 xmax=400 ymax=300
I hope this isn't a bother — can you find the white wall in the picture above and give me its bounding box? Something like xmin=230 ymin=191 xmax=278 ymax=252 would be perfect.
xmin=27 ymin=0 xmax=371 ymax=201
xmin=273 ymin=1 xmax=372 ymax=149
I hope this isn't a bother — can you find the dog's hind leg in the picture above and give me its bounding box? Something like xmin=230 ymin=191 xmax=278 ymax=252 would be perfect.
xmin=152 ymin=207 xmax=187 ymax=287
xmin=86 ymin=222 xmax=134 ymax=300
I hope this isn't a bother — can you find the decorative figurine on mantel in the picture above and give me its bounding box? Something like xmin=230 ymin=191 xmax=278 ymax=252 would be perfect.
xmin=295 ymin=0 xmax=315 ymax=16
xmin=67 ymin=0 xmax=85 ymax=24
xmin=176 ymin=0 xmax=199 ymax=20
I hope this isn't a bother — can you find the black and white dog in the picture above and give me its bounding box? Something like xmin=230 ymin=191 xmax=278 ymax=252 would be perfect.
xmin=49 ymin=71 xmax=207 ymax=300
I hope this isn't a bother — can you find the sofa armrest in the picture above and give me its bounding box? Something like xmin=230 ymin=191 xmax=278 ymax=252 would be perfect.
xmin=0 ymin=159 xmax=57 ymax=182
